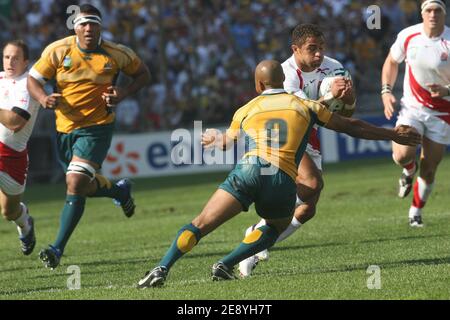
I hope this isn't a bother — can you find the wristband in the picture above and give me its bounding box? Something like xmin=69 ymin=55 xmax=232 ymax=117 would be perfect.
xmin=381 ymin=84 xmax=392 ymax=95
xmin=323 ymin=91 xmax=334 ymax=103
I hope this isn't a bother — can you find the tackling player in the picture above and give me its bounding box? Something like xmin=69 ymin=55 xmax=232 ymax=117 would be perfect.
xmin=0 ymin=40 xmax=40 ymax=255
xmin=381 ymin=0 xmax=450 ymax=227
xmin=137 ymin=60 xmax=420 ymax=288
xmin=27 ymin=4 xmax=150 ymax=269
xmin=240 ymin=24 xmax=355 ymax=275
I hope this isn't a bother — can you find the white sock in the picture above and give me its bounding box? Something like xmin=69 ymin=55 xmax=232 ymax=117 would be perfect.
xmin=14 ymin=203 xmax=30 ymax=237
xmin=409 ymin=206 xmax=422 ymax=219
xmin=254 ymin=219 xmax=266 ymax=230
xmin=276 ymin=216 xmax=302 ymax=243
xmin=414 ymin=176 xmax=434 ymax=204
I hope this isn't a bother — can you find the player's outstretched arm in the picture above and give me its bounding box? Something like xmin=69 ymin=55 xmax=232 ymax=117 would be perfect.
xmin=381 ymin=53 xmax=399 ymax=120
xmin=325 ymin=113 xmax=421 ymax=146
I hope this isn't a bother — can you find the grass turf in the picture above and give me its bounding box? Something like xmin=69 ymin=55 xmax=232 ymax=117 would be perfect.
xmin=0 ymin=156 xmax=449 ymax=300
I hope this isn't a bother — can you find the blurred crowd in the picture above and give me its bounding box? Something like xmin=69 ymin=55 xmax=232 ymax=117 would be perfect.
xmin=0 ymin=0 xmax=429 ymax=133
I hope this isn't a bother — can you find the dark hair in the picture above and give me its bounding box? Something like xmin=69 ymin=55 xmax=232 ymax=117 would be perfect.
xmin=79 ymin=3 xmax=102 ymax=18
xmin=3 ymin=40 xmax=29 ymax=60
xmin=291 ymin=24 xmax=324 ymax=46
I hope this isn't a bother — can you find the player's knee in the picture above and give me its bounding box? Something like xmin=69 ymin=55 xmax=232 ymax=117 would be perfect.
xmin=298 ymin=175 xmax=323 ymax=193
xmin=66 ymin=174 xmax=91 ymax=195
xmin=304 ymin=205 xmax=317 ymax=220
xmin=392 ymin=153 xmax=403 ymax=165
xmin=310 ymin=174 xmax=323 ymax=192
xmin=295 ymin=203 xmax=316 ymax=223
xmin=392 ymin=152 xmax=413 ymax=166
xmin=66 ymin=162 xmax=96 ymax=195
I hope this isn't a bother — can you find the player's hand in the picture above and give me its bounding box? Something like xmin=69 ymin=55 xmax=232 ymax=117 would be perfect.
xmin=202 ymin=128 xmax=221 ymax=149
xmin=330 ymin=77 xmax=347 ymax=99
xmin=102 ymin=86 xmax=125 ymax=108
xmin=40 ymin=93 xmax=62 ymax=109
xmin=340 ymin=79 xmax=355 ymax=105
xmin=393 ymin=125 xmax=422 ymax=146
xmin=382 ymin=92 xmax=396 ymax=120
xmin=426 ymin=83 xmax=448 ymax=98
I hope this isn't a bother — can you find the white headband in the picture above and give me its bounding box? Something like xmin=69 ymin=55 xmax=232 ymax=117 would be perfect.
xmin=74 ymin=15 xmax=102 ymax=29
xmin=421 ymin=0 xmax=447 ymax=14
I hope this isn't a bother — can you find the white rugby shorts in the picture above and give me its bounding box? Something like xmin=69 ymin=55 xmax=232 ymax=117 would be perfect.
xmin=0 ymin=171 xmax=25 ymax=195
xmin=305 ymin=143 xmax=323 ymax=171
xmin=396 ymin=106 xmax=450 ymax=145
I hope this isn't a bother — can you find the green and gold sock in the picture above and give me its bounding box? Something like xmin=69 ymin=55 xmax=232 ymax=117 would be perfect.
xmin=90 ymin=174 xmax=126 ymax=202
xmin=220 ymin=224 xmax=279 ymax=268
xmin=53 ymin=194 xmax=86 ymax=252
xmin=159 ymin=223 xmax=202 ymax=270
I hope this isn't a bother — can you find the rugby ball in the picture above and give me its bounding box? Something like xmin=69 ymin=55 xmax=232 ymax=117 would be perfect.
xmin=319 ymin=76 xmax=355 ymax=115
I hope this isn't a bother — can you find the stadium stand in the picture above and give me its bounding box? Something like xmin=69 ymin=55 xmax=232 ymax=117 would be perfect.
xmin=0 ymin=0 xmax=438 ymax=181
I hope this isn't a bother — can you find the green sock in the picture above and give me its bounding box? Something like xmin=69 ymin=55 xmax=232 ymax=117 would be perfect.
xmin=89 ymin=174 xmax=125 ymax=202
xmin=220 ymin=224 xmax=279 ymax=268
xmin=159 ymin=223 xmax=202 ymax=270
xmin=53 ymin=195 xmax=86 ymax=253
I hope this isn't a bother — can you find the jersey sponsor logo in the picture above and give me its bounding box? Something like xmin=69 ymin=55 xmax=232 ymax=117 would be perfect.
xmin=63 ymin=56 xmax=72 ymax=69
xmin=441 ymin=51 xmax=448 ymax=61
xmin=316 ymin=67 xmax=330 ymax=75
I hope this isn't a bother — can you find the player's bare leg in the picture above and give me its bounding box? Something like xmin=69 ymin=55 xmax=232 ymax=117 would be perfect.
xmin=245 ymin=153 xmax=322 ymax=251
xmin=296 ymin=153 xmax=324 ymax=203
xmin=239 ymin=154 xmax=322 ymax=275
xmin=39 ymin=158 xmax=99 ymax=269
xmin=138 ymin=189 xmax=243 ymax=287
xmin=40 ymin=154 xmax=137 ymax=269
xmin=191 ymin=189 xmax=244 ymax=236
xmin=213 ymin=212 xmax=291 ymax=281
xmin=408 ymin=137 xmax=445 ymax=227
xmin=0 ymin=192 xmax=23 ymax=221
xmin=0 ymin=191 xmax=35 ymax=255
xmin=392 ymin=141 xmax=419 ymax=198
xmin=293 ymin=152 xmax=323 ymax=223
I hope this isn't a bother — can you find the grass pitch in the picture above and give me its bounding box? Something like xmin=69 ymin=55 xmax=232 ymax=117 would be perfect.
xmin=0 ymin=157 xmax=449 ymax=300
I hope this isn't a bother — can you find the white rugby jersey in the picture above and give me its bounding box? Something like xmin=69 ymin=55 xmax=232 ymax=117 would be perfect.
xmin=391 ymin=23 xmax=450 ymax=122
xmin=282 ymin=54 xmax=347 ymax=100
xmin=0 ymin=71 xmax=40 ymax=152
xmin=282 ymin=55 xmax=348 ymax=150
